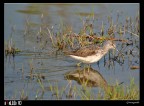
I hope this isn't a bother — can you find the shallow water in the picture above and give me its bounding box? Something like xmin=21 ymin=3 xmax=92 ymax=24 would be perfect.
xmin=4 ymin=3 xmax=139 ymax=100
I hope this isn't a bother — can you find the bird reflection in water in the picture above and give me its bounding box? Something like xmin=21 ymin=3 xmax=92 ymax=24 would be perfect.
xmin=64 ymin=67 xmax=124 ymax=93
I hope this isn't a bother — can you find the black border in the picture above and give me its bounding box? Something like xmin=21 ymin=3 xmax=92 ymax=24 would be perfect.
xmin=3 ymin=1 xmax=143 ymax=105
xmin=2 ymin=1 xmax=4 ymax=105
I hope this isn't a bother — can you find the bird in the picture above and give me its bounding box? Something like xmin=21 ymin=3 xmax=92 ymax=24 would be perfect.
xmin=64 ymin=40 xmax=116 ymax=66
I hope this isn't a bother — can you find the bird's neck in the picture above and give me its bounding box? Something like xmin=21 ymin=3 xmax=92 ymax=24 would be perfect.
xmin=103 ymin=46 xmax=111 ymax=53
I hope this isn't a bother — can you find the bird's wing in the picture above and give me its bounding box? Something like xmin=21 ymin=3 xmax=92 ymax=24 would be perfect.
xmin=68 ymin=46 xmax=100 ymax=57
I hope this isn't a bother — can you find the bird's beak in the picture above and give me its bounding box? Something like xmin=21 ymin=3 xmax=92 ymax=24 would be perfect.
xmin=115 ymin=48 xmax=124 ymax=56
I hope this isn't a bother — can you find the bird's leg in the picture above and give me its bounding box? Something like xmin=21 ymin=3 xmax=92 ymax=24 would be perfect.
xmin=87 ymin=64 xmax=91 ymax=68
xmin=76 ymin=62 xmax=82 ymax=67
xmin=88 ymin=64 xmax=91 ymax=68
xmin=87 ymin=64 xmax=91 ymax=74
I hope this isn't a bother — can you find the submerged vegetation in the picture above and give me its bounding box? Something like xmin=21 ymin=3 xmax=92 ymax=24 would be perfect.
xmin=5 ymin=25 xmax=21 ymax=57
xmin=4 ymin=4 xmax=139 ymax=100
xmin=5 ymin=39 xmax=21 ymax=57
